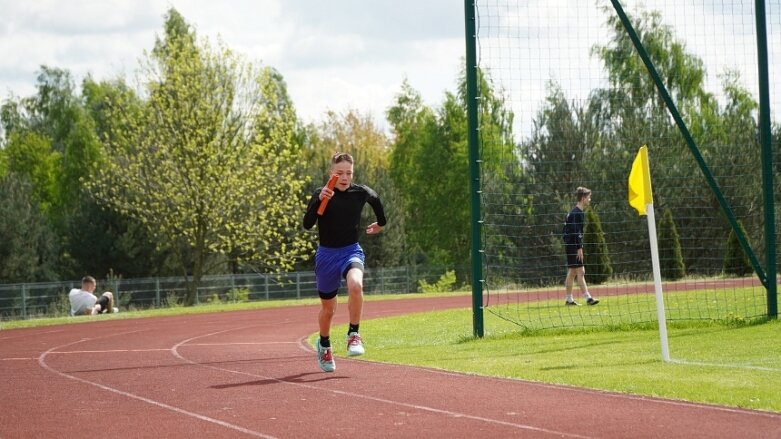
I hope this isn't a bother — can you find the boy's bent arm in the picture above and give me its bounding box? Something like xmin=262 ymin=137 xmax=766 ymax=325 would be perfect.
xmin=366 ymin=187 xmax=387 ymax=227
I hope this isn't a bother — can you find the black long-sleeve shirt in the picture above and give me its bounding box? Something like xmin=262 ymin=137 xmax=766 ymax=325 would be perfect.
xmin=563 ymin=206 xmax=585 ymax=249
xmin=303 ymin=183 xmax=387 ymax=248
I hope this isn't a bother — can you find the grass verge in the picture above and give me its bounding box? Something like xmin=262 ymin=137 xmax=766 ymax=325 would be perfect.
xmin=328 ymin=304 xmax=780 ymax=413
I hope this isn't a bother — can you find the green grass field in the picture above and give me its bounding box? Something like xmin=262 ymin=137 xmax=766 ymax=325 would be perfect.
xmin=3 ymin=291 xmax=778 ymax=413
xmin=331 ymin=309 xmax=780 ymax=412
xmin=329 ymin=292 xmax=781 ymax=413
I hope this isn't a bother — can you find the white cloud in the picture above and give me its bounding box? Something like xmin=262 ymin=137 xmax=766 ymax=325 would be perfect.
xmin=0 ymin=0 xmax=465 ymax=130
xmin=1 ymin=0 xmax=777 ymax=137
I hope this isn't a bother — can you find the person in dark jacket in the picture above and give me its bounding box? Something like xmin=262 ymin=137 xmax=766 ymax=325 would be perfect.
xmin=563 ymin=187 xmax=599 ymax=306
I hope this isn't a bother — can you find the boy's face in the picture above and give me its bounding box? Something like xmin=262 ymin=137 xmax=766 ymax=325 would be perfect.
xmin=331 ymin=161 xmax=354 ymax=191
xmin=82 ymin=281 xmax=96 ymax=293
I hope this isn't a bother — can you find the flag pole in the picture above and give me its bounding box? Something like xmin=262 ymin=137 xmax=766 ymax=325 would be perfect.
xmin=645 ymin=204 xmax=670 ymax=362
xmin=628 ymin=146 xmax=670 ymax=362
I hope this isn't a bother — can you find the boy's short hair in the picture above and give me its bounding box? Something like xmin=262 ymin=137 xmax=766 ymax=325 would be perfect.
xmin=331 ymin=152 xmax=354 ymax=165
xmin=82 ymin=275 xmax=96 ymax=286
xmin=575 ymin=187 xmax=592 ymax=202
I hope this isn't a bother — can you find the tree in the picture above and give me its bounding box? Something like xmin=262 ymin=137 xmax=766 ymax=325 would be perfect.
xmin=658 ymin=208 xmax=685 ymax=280
xmin=79 ymin=77 xmax=176 ymax=278
xmin=1 ymin=130 xmax=60 ymax=213
xmin=387 ymin=68 xmax=514 ymax=271
xmin=87 ymin=9 xmax=312 ymax=305
xmin=584 ymin=208 xmax=612 ymax=284
xmin=1 ymin=67 xmax=165 ymax=280
xmin=388 ymin=82 xmax=449 ymax=265
xmin=581 ymin=5 xmax=761 ymax=277
xmin=0 ymin=173 xmax=59 ymax=282
xmin=512 ymin=84 xmax=607 ymax=282
xmin=723 ymin=220 xmax=752 ymax=277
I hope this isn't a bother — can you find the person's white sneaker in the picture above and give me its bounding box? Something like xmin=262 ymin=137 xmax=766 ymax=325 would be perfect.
xmin=316 ymin=339 xmax=335 ymax=372
xmin=113 ymin=307 xmax=119 ymax=313
xmin=346 ymin=332 xmax=365 ymax=356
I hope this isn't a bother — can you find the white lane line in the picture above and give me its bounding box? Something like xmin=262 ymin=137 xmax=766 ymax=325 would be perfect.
xmin=38 ymin=332 xmax=277 ymax=439
xmin=35 ymin=342 xmax=297 ymax=356
xmin=185 ymin=342 xmax=298 ymax=346
xmin=173 ymin=329 xmax=593 ymax=439
xmin=670 ymin=358 xmax=781 ymax=373
xmin=4 ymin=348 xmax=171 ymax=360
xmin=0 ymin=329 xmax=64 ymax=341
xmin=1 ymin=341 xmax=296 ymax=361
xmin=296 ymin=337 xmax=781 ymax=421
xmin=47 ymin=348 xmax=171 ymax=354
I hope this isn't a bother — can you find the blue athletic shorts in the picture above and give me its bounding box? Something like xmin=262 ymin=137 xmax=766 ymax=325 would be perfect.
xmin=315 ymin=243 xmax=365 ymax=294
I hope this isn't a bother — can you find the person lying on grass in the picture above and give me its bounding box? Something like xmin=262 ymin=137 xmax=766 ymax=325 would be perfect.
xmin=69 ymin=275 xmax=118 ymax=316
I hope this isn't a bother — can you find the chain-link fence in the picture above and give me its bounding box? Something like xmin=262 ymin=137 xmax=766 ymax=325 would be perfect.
xmin=0 ymin=266 xmax=453 ymax=321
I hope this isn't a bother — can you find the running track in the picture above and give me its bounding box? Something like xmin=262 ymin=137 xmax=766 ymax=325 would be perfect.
xmin=1 ymin=295 xmax=779 ymax=438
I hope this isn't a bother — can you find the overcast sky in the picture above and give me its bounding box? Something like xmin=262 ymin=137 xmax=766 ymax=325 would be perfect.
xmin=0 ymin=0 xmax=465 ymax=129
xmin=0 ymin=1 xmax=777 ymax=137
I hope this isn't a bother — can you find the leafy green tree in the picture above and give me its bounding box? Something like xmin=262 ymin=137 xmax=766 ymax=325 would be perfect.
xmin=87 ymin=9 xmax=312 ymax=305
xmin=1 ymin=67 xmax=164 ymax=280
xmin=584 ymin=208 xmax=612 ymax=284
xmin=242 ymin=65 xmax=314 ymax=273
xmin=508 ymin=5 xmax=771 ymax=286
xmin=1 ymin=130 xmax=60 ymax=213
xmin=387 ymin=81 xmax=439 ymax=264
xmin=0 ymin=173 xmax=59 ymax=282
xmin=387 ymin=68 xmax=514 ymax=271
xmin=5 ymin=67 xmax=104 ymax=227
xmin=587 ymin=8 xmax=714 ymax=273
xmin=78 ymin=77 xmax=176 ymax=278
xmin=658 ymin=208 xmax=685 ymax=280
xmin=706 ymin=73 xmax=764 ymax=254
xmin=65 ymin=199 xmax=178 ymax=278
xmin=512 ymin=84 xmax=607 ymax=282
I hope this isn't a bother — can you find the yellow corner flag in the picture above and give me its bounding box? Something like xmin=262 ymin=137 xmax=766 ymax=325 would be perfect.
xmin=628 ymin=145 xmax=653 ymax=216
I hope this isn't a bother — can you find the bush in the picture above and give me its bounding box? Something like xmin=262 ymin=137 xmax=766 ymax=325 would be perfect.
xmin=723 ymin=220 xmax=753 ymax=277
xmin=47 ymin=292 xmax=71 ymax=317
xmin=231 ymin=288 xmax=250 ymax=303
xmin=418 ymin=270 xmax=457 ymax=293
xmin=584 ymin=208 xmax=612 ymax=284
xmin=658 ymin=208 xmax=685 ymax=280
xmin=164 ymin=291 xmax=183 ymax=308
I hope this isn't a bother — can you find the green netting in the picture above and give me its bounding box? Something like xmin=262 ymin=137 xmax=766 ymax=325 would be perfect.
xmin=473 ymin=0 xmax=779 ymax=329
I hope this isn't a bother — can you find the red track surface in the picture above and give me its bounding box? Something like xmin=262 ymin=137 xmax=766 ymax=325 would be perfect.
xmin=2 ymin=295 xmax=779 ymax=438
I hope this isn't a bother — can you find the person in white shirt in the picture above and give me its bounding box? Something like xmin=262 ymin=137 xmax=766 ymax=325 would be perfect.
xmin=69 ymin=275 xmax=117 ymax=316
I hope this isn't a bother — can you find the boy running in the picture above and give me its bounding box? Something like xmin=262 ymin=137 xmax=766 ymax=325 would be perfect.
xmin=303 ymin=152 xmax=387 ymax=372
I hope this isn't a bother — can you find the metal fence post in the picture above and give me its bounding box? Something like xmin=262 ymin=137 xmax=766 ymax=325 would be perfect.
xmin=155 ymin=278 xmax=161 ymax=308
xmin=296 ymin=272 xmax=301 ymax=299
xmin=231 ymin=274 xmax=236 ymax=303
xmin=21 ymin=285 xmax=27 ymax=319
